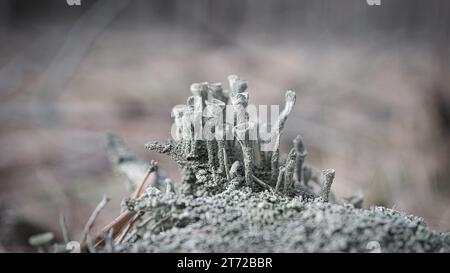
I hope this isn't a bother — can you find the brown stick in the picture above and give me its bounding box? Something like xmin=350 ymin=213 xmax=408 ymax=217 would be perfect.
xmin=80 ymin=168 xmax=158 ymax=252
xmin=115 ymin=212 xmax=143 ymax=244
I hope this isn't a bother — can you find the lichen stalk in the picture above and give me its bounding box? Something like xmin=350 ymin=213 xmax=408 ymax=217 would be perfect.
xmin=293 ymin=135 xmax=307 ymax=183
xmin=233 ymin=122 xmax=255 ymax=187
xmin=284 ymin=148 xmax=297 ymax=193
xmin=275 ymin=166 xmax=285 ymax=192
xmin=320 ymin=169 xmax=335 ymax=202
xmin=270 ymin=90 xmax=296 ymax=182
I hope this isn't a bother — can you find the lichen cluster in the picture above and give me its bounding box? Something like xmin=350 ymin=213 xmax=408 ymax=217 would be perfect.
xmin=113 ymin=75 xmax=449 ymax=253
xmin=31 ymin=75 xmax=450 ymax=253
xmin=145 ymin=75 xmax=335 ymax=201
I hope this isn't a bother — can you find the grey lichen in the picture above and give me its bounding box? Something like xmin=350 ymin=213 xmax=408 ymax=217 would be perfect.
xmin=270 ymin=90 xmax=297 ymax=183
xmin=115 ymin=188 xmax=449 ymax=253
xmin=145 ymin=75 xmax=328 ymax=199
xmin=42 ymin=74 xmax=449 ymax=253
xmin=233 ymin=122 xmax=255 ymax=187
xmin=320 ymin=169 xmax=336 ymax=203
xmin=293 ymin=135 xmax=307 ymax=184
xmin=123 ymin=75 xmax=447 ymax=253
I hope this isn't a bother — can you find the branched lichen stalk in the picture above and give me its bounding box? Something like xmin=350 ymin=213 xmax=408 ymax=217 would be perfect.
xmin=270 ymin=90 xmax=296 ymax=182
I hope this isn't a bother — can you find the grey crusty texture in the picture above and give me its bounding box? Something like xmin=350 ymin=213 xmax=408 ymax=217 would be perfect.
xmin=107 ymin=75 xmax=449 ymax=253
xmin=117 ymin=186 xmax=449 ymax=253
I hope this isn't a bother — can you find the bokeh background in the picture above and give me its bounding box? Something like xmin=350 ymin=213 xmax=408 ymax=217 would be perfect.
xmin=1 ymin=0 xmax=449 ymax=252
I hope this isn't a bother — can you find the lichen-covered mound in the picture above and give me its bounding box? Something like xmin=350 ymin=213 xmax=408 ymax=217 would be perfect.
xmin=104 ymin=75 xmax=449 ymax=253
xmin=117 ymin=185 xmax=449 ymax=253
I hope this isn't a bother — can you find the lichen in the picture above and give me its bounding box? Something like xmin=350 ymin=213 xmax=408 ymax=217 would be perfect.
xmin=116 ymin=187 xmax=449 ymax=252
xmin=112 ymin=75 xmax=449 ymax=253
xmin=35 ymin=74 xmax=450 ymax=253
xmin=145 ymin=75 xmax=331 ymax=200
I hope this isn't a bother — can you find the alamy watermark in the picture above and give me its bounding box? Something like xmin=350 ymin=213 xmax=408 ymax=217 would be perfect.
xmin=66 ymin=0 xmax=81 ymax=6
xmin=366 ymin=0 xmax=381 ymax=6
xmin=170 ymin=96 xmax=281 ymax=152
xmin=67 ymin=0 xmax=379 ymax=8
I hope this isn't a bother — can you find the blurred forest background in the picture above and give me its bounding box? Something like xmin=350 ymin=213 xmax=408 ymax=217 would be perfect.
xmin=1 ymin=0 xmax=449 ymax=252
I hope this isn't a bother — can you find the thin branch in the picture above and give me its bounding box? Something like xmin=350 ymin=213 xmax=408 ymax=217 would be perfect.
xmin=115 ymin=212 xmax=143 ymax=245
xmin=131 ymin=160 xmax=158 ymax=199
xmin=82 ymin=164 xmax=158 ymax=252
xmin=81 ymin=195 xmax=110 ymax=247
xmin=252 ymin=174 xmax=272 ymax=190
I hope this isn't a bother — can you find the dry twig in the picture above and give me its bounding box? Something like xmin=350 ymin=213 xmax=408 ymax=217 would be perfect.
xmin=80 ymin=163 xmax=158 ymax=252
